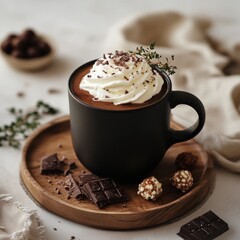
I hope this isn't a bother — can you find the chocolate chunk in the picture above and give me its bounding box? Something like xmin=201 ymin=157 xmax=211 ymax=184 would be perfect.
xmin=83 ymin=178 xmax=128 ymax=209
xmin=65 ymin=174 xmax=86 ymax=200
xmin=40 ymin=153 xmax=64 ymax=175
xmin=177 ymin=211 xmax=229 ymax=240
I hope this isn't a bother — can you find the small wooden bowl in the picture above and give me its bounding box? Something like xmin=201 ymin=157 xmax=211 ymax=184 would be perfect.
xmin=0 ymin=36 xmax=55 ymax=71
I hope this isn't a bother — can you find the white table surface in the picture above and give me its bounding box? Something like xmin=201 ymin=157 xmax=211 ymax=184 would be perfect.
xmin=0 ymin=1 xmax=239 ymax=239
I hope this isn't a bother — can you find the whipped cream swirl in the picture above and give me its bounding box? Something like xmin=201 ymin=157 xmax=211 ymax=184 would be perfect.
xmin=80 ymin=51 xmax=164 ymax=105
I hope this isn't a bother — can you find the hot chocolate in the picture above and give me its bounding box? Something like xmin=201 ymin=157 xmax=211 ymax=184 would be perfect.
xmin=68 ymin=55 xmax=205 ymax=182
xmin=69 ymin=60 xmax=168 ymax=111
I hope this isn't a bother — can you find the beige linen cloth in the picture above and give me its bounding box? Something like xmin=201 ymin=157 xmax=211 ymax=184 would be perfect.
xmin=0 ymin=194 xmax=45 ymax=240
xmin=103 ymin=11 xmax=240 ymax=173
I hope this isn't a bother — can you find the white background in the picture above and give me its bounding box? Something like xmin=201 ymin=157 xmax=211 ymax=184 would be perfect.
xmin=0 ymin=1 xmax=239 ymax=239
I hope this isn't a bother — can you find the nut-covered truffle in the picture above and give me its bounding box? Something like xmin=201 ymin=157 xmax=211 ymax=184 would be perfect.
xmin=137 ymin=176 xmax=163 ymax=201
xmin=175 ymin=152 xmax=197 ymax=170
xmin=171 ymin=170 xmax=193 ymax=193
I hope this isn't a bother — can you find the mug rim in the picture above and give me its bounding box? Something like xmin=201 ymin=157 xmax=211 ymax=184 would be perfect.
xmin=68 ymin=59 xmax=172 ymax=112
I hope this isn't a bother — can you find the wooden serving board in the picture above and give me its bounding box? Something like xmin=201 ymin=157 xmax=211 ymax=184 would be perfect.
xmin=20 ymin=116 xmax=214 ymax=230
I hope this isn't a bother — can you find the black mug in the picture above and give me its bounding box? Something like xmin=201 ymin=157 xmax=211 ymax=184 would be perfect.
xmin=68 ymin=60 xmax=205 ymax=183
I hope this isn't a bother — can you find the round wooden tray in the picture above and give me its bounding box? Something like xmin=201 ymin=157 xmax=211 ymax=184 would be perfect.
xmin=20 ymin=116 xmax=214 ymax=230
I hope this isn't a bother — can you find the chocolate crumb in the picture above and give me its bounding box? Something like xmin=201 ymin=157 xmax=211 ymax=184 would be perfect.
xmin=58 ymin=144 xmax=63 ymax=148
xmin=125 ymin=90 xmax=128 ymax=94
xmin=53 ymin=228 xmax=57 ymax=231
xmin=48 ymin=88 xmax=61 ymax=94
xmin=70 ymin=236 xmax=75 ymax=240
xmin=17 ymin=91 xmax=25 ymax=98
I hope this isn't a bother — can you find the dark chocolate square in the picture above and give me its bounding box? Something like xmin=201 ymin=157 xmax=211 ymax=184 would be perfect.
xmin=177 ymin=211 xmax=229 ymax=240
xmin=83 ymin=178 xmax=128 ymax=209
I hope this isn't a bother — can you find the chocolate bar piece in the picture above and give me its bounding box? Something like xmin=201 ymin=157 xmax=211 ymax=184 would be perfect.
xmin=177 ymin=211 xmax=229 ymax=240
xmin=83 ymin=178 xmax=128 ymax=209
xmin=40 ymin=153 xmax=64 ymax=175
xmin=65 ymin=173 xmax=100 ymax=200
xmin=65 ymin=174 xmax=86 ymax=200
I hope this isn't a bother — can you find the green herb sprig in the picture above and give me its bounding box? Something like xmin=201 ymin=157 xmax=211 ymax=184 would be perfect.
xmin=132 ymin=42 xmax=177 ymax=75
xmin=0 ymin=100 xmax=59 ymax=148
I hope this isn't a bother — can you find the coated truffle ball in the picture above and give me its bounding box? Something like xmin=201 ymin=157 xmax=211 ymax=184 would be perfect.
xmin=171 ymin=170 xmax=193 ymax=193
xmin=137 ymin=176 xmax=163 ymax=201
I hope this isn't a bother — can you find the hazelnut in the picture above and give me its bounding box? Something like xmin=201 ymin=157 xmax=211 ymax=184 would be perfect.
xmin=171 ymin=170 xmax=193 ymax=193
xmin=137 ymin=176 xmax=163 ymax=201
xmin=175 ymin=152 xmax=197 ymax=170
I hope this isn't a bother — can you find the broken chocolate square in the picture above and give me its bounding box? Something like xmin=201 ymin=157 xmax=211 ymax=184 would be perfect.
xmin=177 ymin=210 xmax=229 ymax=240
xmin=65 ymin=174 xmax=86 ymax=200
xmin=65 ymin=172 xmax=100 ymax=200
xmin=40 ymin=153 xmax=64 ymax=175
xmin=83 ymin=178 xmax=128 ymax=209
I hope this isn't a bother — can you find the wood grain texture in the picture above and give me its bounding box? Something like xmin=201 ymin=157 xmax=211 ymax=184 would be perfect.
xmin=20 ymin=116 xmax=215 ymax=230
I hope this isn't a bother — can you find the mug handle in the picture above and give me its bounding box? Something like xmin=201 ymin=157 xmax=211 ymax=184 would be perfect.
xmin=168 ymin=90 xmax=206 ymax=146
xmin=151 ymin=65 xmax=205 ymax=146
